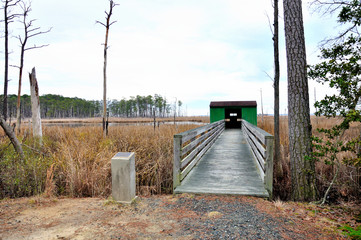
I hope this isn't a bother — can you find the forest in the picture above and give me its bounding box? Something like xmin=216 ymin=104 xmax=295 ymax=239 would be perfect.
xmin=0 ymin=94 xmax=181 ymax=119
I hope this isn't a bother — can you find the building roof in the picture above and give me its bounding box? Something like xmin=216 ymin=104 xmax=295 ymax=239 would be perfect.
xmin=210 ymin=101 xmax=257 ymax=108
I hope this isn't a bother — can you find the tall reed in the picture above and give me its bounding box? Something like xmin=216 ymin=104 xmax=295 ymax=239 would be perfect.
xmin=258 ymin=115 xmax=361 ymax=201
xmin=0 ymin=124 xmax=199 ymax=198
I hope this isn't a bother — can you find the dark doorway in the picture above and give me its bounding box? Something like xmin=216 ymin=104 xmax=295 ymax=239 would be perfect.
xmin=225 ymin=109 xmax=242 ymax=128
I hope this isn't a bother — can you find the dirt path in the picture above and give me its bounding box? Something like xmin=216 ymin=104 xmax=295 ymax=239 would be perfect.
xmin=0 ymin=194 xmax=355 ymax=239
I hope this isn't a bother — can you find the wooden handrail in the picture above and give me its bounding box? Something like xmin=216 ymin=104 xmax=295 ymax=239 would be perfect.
xmin=241 ymin=119 xmax=274 ymax=198
xmin=173 ymin=120 xmax=225 ymax=190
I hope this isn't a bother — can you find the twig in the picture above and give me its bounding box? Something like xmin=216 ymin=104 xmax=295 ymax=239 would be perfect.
xmin=21 ymin=143 xmax=50 ymax=157
xmin=320 ymin=162 xmax=340 ymax=205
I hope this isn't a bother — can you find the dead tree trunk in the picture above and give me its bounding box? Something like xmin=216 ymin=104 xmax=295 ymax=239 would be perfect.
xmin=97 ymin=0 xmax=117 ymax=137
xmin=102 ymin=32 xmax=108 ymax=138
xmin=273 ymin=0 xmax=282 ymax=178
xmin=0 ymin=118 xmax=25 ymax=160
xmin=2 ymin=0 xmax=20 ymax=120
xmin=29 ymin=67 xmax=42 ymax=144
xmin=3 ymin=2 xmax=9 ymax=121
xmin=15 ymin=1 xmax=50 ymax=135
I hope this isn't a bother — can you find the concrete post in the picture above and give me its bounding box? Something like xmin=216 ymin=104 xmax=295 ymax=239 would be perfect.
xmin=111 ymin=152 xmax=137 ymax=204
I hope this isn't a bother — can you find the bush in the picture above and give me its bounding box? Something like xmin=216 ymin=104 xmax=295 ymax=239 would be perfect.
xmin=0 ymin=144 xmax=52 ymax=198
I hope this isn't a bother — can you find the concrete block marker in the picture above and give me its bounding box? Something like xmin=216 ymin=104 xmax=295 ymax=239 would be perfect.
xmin=111 ymin=152 xmax=137 ymax=204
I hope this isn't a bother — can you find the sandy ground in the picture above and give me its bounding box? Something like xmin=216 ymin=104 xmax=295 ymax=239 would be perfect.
xmin=0 ymin=194 xmax=357 ymax=239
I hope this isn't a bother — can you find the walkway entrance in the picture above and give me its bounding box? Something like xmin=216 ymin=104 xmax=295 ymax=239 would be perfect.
xmin=174 ymin=129 xmax=269 ymax=197
xmin=225 ymin=109 xmax=242 ymax=128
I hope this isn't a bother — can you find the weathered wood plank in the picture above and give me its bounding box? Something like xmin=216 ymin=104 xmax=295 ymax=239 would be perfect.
xmin=181 ymin=123 xmax=222 ymax=157
xmin=181 ymin=125 xmax=223 ymax=169
xmin=176 ymin=120 xmax=224 ymax=143
xmin=245 ymin=133 xmax=265 ymax=171
xmin=243 ymin=125 xmax=266 ymax=158
xmin=242 ymin=121 xmax=266 ymax=145
xmin=242 ymin=120 xmax=272 ymax=145
xmin=180 ymin=127 xmax=223 ymax=180
xmin=243 ymin=120 xmax=273 ymax=138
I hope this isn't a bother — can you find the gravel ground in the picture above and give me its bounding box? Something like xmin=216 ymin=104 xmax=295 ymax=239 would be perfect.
xmin=0 ymin=194 xmax=348 ymax=239
xmin=158 ymin=195 xmax=335 ymax=239
xmin=165 ymin=196 xmax=289 ymax=239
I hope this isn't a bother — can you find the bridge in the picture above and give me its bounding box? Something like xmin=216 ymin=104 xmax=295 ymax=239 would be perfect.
xmin=173 ymin=120 xmax=274 ymax=198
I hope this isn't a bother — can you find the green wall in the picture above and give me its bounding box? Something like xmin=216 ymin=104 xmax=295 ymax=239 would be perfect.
xmin=210 ymin=107 xmax=225 ymax=123
xmin=242 ymin=107 xmax=257 ymax=126
xmin=210 ymin=106 xmax=257 ymax=126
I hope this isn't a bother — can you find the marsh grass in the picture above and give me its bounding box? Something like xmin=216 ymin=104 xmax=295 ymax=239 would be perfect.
xmin=0 ymin=124 xmax=199 ymax=198
xmin=43 ymin=124 xmax=201 ymax=197
xmin=258 ymin=115 xmax=361 ymax=201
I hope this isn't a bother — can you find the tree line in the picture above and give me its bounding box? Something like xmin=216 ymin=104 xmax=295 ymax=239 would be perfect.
xmin=0 ymin=94 xmax=182 ymax=119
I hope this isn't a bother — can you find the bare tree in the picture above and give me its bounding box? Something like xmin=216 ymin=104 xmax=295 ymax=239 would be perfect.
xmin=283 ymin=0 xmax=317 ymax=201
xmin=1 ymin=0 xmax=20 ymax=121
xmin=14 ymin=0 xmax=51 ymax=134
xmin=0 ymin=0 xmax=25 ymax=160
xmin=96 ymin=0 xmax=118 ymax=137
xmin=272 ymin=0 xmax=282 ymax=178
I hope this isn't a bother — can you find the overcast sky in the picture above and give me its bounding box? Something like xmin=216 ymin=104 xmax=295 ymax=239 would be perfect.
xmin=1 ymin=0 xmax=339 ymax=116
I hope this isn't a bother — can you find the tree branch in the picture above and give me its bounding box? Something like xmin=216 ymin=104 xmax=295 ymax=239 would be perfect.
xmin=28 ymin=27 xmax=52 ymax=39
xmin=9 ymin=64 xmax=20 ymax=69
xmin=24 ymin=44 xmax=49 ymax=51
xmin=95 ymin=20 xmax=106 ymax=28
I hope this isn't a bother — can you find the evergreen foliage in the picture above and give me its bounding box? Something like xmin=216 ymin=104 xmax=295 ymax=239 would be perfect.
xmin=308 ymin=1 xmax=361 ymax=202
xmin=0 ymin=94 xmax=178 ymax=119
xmin=309 ymin=34 xmax=361 ymax=169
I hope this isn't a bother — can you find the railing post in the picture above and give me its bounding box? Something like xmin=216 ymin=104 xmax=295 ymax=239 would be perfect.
xmin=173 ymin=135 xmax=182 ymax=191
xmin=264 ymin=137 xmax=274 ymax=199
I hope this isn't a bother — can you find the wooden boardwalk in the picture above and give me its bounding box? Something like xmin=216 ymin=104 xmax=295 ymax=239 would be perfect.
xmin=174 ymin=129 xmax=269 ymax=197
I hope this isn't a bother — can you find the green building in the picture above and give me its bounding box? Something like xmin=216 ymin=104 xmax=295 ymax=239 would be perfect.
xmin=210 ymin=101 xmax=257 ymax=127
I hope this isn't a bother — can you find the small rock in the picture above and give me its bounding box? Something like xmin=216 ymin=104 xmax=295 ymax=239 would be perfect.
xmin=208 ymin=211 xmax=223 ymax=218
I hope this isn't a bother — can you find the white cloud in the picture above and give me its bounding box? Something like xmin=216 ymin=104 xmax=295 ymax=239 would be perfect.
xmin=0 ymin=0 xmax=341 ymax=116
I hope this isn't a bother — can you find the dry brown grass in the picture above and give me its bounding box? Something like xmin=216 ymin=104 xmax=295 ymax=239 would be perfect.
xmin=0 ymin=122 xmax=201 ymax=198
xmin=258 ymin=115 xmax=361 ymax=201
xmin=40 ymin=124 xmax=200 ymax=197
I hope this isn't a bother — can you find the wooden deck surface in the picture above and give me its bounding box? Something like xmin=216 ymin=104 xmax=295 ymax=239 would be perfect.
xmin=174 ymin=129 xmax=269 ymax=197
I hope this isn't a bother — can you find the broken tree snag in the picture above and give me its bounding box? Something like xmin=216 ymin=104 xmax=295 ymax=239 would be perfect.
xmin=29 ymin=67 xmax=42 ymax=144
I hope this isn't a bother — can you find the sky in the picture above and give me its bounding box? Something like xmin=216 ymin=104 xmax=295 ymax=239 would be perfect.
xmin=1 ymin=0 xmax=340 ymax=116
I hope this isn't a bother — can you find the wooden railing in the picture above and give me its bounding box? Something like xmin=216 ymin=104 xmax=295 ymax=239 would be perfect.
xmin=241 ymin=119 xmax=274 ymax=197
xmin=173 ymin=120 xmax=225 ymax=190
